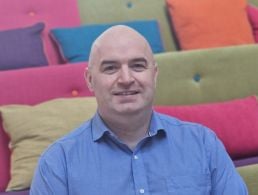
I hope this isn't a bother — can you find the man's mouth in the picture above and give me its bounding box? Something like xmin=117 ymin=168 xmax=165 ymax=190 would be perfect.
xmin=113 ymin=90 xmax=139 ymax=96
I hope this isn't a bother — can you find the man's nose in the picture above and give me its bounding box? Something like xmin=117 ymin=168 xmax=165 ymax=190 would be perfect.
xmin=118 ymin=66 xmax=134 ymax=85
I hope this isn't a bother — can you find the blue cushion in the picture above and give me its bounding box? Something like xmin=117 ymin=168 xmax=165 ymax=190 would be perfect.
xmin=0 ymin=23 xmax=48 ymax=71
xmin=51 ymin=20 xmax=164 ymax=63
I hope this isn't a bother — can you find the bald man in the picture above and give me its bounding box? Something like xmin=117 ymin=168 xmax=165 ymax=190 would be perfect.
xmin=30 ymin=26 xmax=247 ymax=195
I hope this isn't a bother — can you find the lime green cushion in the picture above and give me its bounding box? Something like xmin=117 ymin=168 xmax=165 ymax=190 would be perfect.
xmin=249 ymin=0 xmax=258 ymax=6
xmin=0 ymin=97 xmax=97 ymax=191
xmin=154 ymin=44 xmax=258 ymax=105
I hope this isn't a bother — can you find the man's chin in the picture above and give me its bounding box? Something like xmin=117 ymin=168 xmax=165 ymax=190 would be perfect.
xmin=115 ymin=105 xmax=142 ymax=115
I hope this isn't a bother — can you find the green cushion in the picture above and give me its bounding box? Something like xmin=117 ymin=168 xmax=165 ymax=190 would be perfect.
xmin=154 ymin=44 xmax=258 ymax=105
xmin=237 ymin=164 xmax=258 ymax=195
xmin=249 ymin=0 xmax=258 ymax=6
xmin=77 ymin=0 xmax=177 ymax=52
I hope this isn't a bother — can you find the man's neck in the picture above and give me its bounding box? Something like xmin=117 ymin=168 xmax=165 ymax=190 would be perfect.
xmin=100 ymin=109 xmax=153 ymax=150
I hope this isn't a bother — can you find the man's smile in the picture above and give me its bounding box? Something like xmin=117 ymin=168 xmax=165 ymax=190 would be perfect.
xmin=113 ymin=90 xmax=140 ymax=96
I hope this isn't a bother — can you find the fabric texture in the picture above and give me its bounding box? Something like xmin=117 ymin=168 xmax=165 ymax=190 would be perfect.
xmin=155 ymin=96 xmax=258 ymax=159
xmin=247 ymin=4 xmax=258 ymax=42
xmin=166 ymin=0 xmax=255 ymax=50
xmin=0 ymin=97 xmax=97 ymax=191
xmin=0 ymin=23 xmax=48 ymax=71
xmin=30 ymin=112 xmax=247 ymax=194
xmin=51 ymin=20 xmax=164 ymax=62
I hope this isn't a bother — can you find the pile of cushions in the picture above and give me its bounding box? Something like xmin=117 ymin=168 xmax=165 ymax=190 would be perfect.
xmin=52 ymin=0 xmax=258 ymax=62
xmin=1 ymin=95 xmax=258 ymax=191
xmin=0 ymin=20 xmax=164 ymax=71
xmin=1 ymin=0 xmax=258 ymax=71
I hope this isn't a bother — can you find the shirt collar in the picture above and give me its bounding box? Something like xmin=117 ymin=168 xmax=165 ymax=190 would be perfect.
xmin=91 ymin=112 xmax=110 ymax=141
xmin=91 ymin=111 xmax=166 ymax=141
xmin=148 ymin=110 xmax=166 ymax=136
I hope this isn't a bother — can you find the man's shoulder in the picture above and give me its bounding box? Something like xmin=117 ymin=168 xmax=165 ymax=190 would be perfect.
xmin=40 ymin=119 xmax=93 ymax=158
xmin=155 ymin=112 xmax=203 ymax=128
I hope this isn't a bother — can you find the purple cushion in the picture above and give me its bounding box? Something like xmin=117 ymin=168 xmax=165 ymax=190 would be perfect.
xmin=0 ymin=23 xmax=48 ymax=71
xmin=0 ymin=190 xmax=29 ymax=195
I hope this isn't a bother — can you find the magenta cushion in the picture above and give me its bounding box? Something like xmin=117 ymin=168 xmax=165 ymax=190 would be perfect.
xmin=155 ymin=96 xmax=258 ymax=159
xmin=247 ymin=4 xmax=258 ymax=42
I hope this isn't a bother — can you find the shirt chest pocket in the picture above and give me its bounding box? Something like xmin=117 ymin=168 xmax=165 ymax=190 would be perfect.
xmin=166 ymin=174 xmax=211 ymax=195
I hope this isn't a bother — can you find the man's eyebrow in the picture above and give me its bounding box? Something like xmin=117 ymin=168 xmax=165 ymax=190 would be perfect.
xmin=100 ymin=60 xmax=118 ymax=66
xmin=130 ymin=58 xmax=147 ymax=63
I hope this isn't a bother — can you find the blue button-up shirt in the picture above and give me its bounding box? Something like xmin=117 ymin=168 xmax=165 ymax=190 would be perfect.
xmin=30 ymin=112 xmax=248 ymax=195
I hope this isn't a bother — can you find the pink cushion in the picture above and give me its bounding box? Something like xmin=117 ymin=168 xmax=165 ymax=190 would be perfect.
xmin=247 ymin=4 xmax=258 ymax=42
xmin=0 ymin=0 xmax=81 ymax=65
xmin=0 ymin=63 xmax=93 ymax=191
xmin=155 ymin=96 xmax=258 ymax=159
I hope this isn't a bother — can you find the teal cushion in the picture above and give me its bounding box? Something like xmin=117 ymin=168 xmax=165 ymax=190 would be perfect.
xmin=51 ymin=20 xmax=164 ymax=62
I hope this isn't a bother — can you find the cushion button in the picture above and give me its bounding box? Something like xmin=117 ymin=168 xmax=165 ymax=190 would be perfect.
xmin=28 ymin=11 xmax=36 ymax=16
xmin=126 ymin=2 xmax=133 ymax=8
xmin=193 ymin=73 xmax=201 ymax=82
xmin=71 ymin=90 xmax=79 ymax=97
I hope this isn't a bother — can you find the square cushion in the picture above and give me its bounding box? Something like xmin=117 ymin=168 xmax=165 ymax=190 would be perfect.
xmin=0 ymin=23 xmax=48 ymax=71
xmin=51 ymin=20 xmax=164 ymax=62
xmin=166 ymin=0 xmax=255 ymax=50
xmin=247 ymin=4 xmax=258 ymax=42
xmin=155 ymin=96 xmax=258 ymax=159
xmin=0 ymin=97 xmax=97 ymax=191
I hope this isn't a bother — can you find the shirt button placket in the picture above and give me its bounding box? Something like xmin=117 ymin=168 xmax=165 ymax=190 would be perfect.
xmin=132 ymin=153 xmax=149 ymax=195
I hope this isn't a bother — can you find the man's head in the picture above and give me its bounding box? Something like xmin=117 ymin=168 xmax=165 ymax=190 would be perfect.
xmin=85 ymin=25 xmax=158 ymax=118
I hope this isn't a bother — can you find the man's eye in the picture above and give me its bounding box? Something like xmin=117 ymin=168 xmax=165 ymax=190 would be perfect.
xmin=103 ymin=65 xmax=118 ymax=74
xmin=131 ymin=63 xmax=146 ymax=72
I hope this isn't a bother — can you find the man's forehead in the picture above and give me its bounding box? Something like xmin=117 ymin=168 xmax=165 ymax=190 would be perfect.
xmin=89 ymin=25 xmax=154 ymax=66
xmin=100 ymin=57 xmax=148 ymax=65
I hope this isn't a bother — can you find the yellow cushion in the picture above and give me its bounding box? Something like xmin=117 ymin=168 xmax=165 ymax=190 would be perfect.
xmin=237 ymin=164 xmax=258 ymax=195
xmin=0 ymin=97 xmax=97 ymax=191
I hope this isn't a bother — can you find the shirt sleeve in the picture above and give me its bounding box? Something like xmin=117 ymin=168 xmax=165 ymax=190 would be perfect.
xmin=204 ymin=127 xmax=248 ymax=195
xmin=30 ymin=143 xmax=68 ymax=195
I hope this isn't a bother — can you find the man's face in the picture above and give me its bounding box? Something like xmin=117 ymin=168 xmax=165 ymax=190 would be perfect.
xmin=86 ymin=31 xmax=158 ymax=117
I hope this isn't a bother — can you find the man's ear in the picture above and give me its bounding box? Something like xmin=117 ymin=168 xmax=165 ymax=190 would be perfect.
xmin=154 ymin=63 xmax=158 ymax=88
xmin=84 ymin=67 xmax=94 ymax=92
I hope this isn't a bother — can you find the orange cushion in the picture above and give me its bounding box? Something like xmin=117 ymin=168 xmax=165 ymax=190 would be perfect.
xmin=166 ymin=0 xmax=255 ymax=50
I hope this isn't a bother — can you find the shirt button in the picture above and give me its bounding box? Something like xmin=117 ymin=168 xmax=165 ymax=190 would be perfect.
xmin=139 ymin=188 xmax=145 ymax=194
xmin=134 ymin=155 xmax=138 ymax=160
